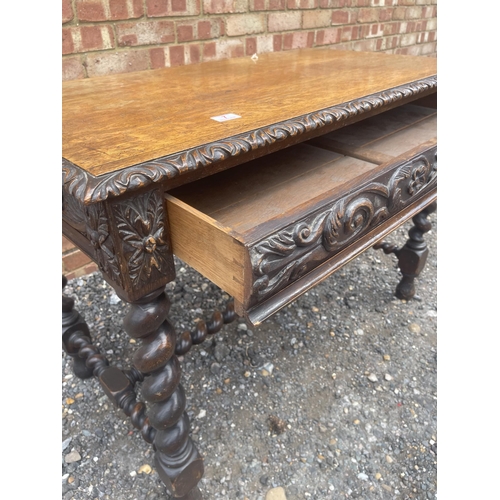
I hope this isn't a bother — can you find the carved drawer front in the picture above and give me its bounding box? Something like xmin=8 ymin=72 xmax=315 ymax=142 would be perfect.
xmin=165 ymin=102 xmax=437 ymax=325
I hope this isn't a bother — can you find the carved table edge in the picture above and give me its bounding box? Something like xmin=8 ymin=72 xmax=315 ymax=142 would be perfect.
xmin=62 ymin=75 xmax=437 ymax=206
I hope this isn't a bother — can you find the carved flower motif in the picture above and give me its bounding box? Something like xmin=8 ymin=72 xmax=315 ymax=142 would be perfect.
xmin=127 ymin=223 xmax=166 ymax=281
xmin=408 ymin=165 xmax=427 ymax=195
xmin=113 ymin=190 xmax=170 ymax=287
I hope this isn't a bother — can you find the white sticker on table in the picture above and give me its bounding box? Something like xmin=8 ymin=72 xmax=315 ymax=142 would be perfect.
xmin=210 ymin=113 xmax=241 ymax=122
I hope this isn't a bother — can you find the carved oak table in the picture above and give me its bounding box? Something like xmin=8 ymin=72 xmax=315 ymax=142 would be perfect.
xmin=62 ymin=48 xmax=437 ymax=499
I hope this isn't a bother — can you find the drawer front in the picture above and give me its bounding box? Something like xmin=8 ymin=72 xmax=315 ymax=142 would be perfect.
xmin=248 ymin=143 xmax=437 ymax=310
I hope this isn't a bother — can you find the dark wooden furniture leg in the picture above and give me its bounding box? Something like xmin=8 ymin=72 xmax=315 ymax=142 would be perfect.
xmin=123 ymin=286 xmax=203 ymax=499
xmin=395 ymin=202 xmax=437 ymax=300
xmin=374 ymin=202 xmax=437 ymax=300
xmin=62 ymin=275 xmax=96 ymax=379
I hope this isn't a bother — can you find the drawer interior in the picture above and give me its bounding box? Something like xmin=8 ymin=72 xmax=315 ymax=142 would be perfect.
xmin=165 ymin=103 xmax=437 ymax=316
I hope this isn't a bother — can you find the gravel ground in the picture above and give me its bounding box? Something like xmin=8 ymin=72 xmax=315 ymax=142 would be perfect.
xmin=62 ymin=213 xmax=437 ymax=500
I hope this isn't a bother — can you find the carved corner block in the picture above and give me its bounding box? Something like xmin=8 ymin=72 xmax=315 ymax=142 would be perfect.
xmin=62 ymin=186 xmax=175 ymax=301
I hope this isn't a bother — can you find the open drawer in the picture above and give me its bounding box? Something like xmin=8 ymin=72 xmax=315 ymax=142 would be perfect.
xmin=165 ymin=103 xmax=437 ymax=325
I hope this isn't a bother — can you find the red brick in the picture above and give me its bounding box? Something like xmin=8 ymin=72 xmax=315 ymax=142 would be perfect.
xmin=250 ymin=0 xmax=266 ymax=9
xmin=422 ymin=6 xmax=434 ymax=18
xmin=150 ymin=47 xmax=166 ymax=68
xmin=383 ymin=22 xmax=400 ymax=36
xmin=203 ymin=41 xmax=216 ymax=59
xmin=392 ymin=7 xmax=406 ymax=20
xmin=86 ymin=50 xmax=150 ymax=77
xmin=414 ymin=20 xmax=425 ymax=32
xmin=63 ymin=56 xmax=85 ymax=80
xmin=81 ymin=26 xmax=104 ymax=50
xmin=65 ymin=260 xmax=99 ymax=280
xmin=287 ymin=0 xmax=318 ymax=8
xmin=358 ymin=8 xmax=379 ymax=23
xmin=283 ymin=31 xmax=315 ymax=50
xmin=63 ymin=249 xmax=93 ymax=273
xmin=202 ymin=0 xmax=247 ymax=14
xmin=268 ymin=12 xmax=302 ymax=32
xmin=379 ymin=8 xmax=393 ymax=22
xmin=303 ymin=10 xmax=332 ymax=28
xmin=341 ymin=25 xmax=361 ymax=42
xmin=367 ymin=23 xmax=383 ymax=38
xmin=188 ymin=44 xmax=202 ymax=64
xmin=147 ymin=0 xmax=200 ymax=16
xmin=169 ymin=45 xmax=185 ymax=66
xmin=331 ymin=10 xmax=350 ymax=25
xmin=63 ymin=25 xmax=115 ymax=54
xmin=269 ymin=0 xmax=286 ymax=8
xmin=166 ymin=44 xmax=202 ymax=66
xmin=63 ymin=0 xmax=74 ymax=23
xmin=316 ymin=27 xmax=341 ymax=45
xmin=172 ymin=0 xmax=187 ymax=10
xmin=273 ymin=34 xmax=283 ymax=50
xmin=226 ymin=14 xmax=265 ymax=36
xmin=62 ymin=236 xmax=76 ymax=253
xmin=83 ymin=262 xmax=99 ymax=275
xmin=246 ymin=37 xmax=257 ymax=55
xmin=178 ymin=25 xmax=194 ymax=42
xmin=109 ymin=0 xmax=144 ymax=19
xmin=76 ymin=0 xmax=106 ymax=21
xmin=205 ymin=39 xmax=240 ymax=61
xmin=117 ymin=21 xmax=175 ymax=46
xmin=77 ymin=0 xmax=143 ymax=20
xmin=62 ymin=28 xmax=74 ymax=55
xmin=176 ymin=19 xmax=222 ymax=42
xmin=198 ymin=20 xmax=212 ymax=39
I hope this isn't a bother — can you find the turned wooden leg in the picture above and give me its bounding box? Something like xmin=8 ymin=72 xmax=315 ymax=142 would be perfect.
xmin=124 ymin=286 xmax=204 ymax=499
xmin=62 ymin=275 xmax=95 ymax=379
xmin=394 ymin=202 xmax=437 ymax=300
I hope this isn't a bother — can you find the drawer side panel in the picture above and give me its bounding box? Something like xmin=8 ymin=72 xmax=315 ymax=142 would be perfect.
xmin=165 ymin=195 xmax=248 ymax=304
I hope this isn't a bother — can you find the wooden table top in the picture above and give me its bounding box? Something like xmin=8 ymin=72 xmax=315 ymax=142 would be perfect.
xmin=62 ymin=48 xmax=436 ymax=204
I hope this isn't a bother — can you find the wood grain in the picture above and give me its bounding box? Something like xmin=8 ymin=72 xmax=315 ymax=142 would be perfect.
xmin=165 ymin=195 xmax=249 ymax=303
xmin=310 ymin=104 xmax=437 ymax=162
xmin=63 ymin=49 xmax=437 ymax=176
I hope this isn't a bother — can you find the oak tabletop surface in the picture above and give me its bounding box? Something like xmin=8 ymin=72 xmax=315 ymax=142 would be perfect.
xmin=62 ymin=48 xmax=437 ymax=177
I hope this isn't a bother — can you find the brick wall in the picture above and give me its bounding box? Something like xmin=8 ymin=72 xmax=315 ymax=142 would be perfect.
xmin=62 ymin=0 xmax=437 ymax=80
xmin=62 ymin=236 xmax=99 ymax=279
xmin=62 ymin=0 xmax=437 ymax=277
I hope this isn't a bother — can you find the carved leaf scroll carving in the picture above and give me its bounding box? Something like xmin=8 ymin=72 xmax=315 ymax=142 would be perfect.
xmin=112 ymin=189 xmax=171 ymax=288
xmin=85 ymin=203 xmax=123 ymax=288
xmin=62 ymin=77 xmax=437 ymax=205
xmin=250 ymin=148 xmax=437 ymax=303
